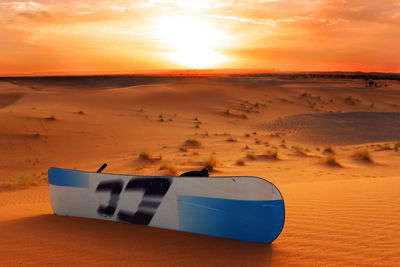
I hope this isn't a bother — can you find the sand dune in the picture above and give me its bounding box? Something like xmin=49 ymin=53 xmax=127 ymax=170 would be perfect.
xmin=1 ymin=177 xmax=399 ymax=266
xmin=1 ymin=76 xmax=400 ymax=265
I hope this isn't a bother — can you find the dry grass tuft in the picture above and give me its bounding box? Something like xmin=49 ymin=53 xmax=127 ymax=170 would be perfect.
xmin=159 ymin=162 xmax=178 ymax=176
xmin=352 ymin=149 xmax=373 ymax=162
xmin=203 ymin=156 xmax=217 ymax=171
xmin=138 ymin=152 xmax=162 ymax=161
xmin=183 ymin=139 xmax=201 ymax=147
xmin=264 ymin=149 xmax=279 ymax=159
xmin=1 ymin=172 xmax=48 ymax=187
xmin=395 ymin=141 xmax=400 ymax=151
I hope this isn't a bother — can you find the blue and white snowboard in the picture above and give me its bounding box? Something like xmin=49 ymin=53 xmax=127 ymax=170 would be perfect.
xmin=48 ymin=167 xmax=285 ymax=243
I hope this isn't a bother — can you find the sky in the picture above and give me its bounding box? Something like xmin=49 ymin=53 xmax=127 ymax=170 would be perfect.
xmin=0 ymin=0 xmax=399 ymax=75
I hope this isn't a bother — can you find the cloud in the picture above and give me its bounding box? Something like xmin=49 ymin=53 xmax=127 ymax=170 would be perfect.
xmin=0 ymin=1 xmax=43 ymax=11
xmin=206 ymin=14 xmax=276 ymax=25
xmin=18 ymin=10 xmax=52 ymax=21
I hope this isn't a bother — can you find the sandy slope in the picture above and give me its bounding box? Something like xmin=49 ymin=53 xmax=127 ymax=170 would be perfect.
xmin=1 ymin=177 xmax=399 ymax=266
xmin=1 ymin=77 xmax=400 ymax=266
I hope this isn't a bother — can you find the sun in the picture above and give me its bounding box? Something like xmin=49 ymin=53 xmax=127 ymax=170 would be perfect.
xmin=153 ymin=16 xmax=229 ymax=68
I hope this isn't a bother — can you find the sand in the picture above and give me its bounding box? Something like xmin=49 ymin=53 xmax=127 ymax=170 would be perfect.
xmin=1 ymin=76 xmax=400 ymax=266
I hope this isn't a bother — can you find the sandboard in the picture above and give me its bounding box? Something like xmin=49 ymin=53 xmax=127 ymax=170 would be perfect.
xmin=48 ymin=167 xmax=285 ymax=243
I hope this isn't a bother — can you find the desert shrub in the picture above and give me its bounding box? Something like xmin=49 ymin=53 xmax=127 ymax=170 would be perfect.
xmin=300 ymin=92 xmax=310 ymax=97
xmin=352 ymin=149 xmax=373 ymax=162
xmin=47 ymin=114 xmax=56 ymax=121
xmin=375 ymin=143 xmax=392 ymax=151
xmin=139 ymin=152 xmax=151 ymax=160
xmin=135 ymin=164 xmax=146 ymax=170
xmin=246 ymin=151 xmax=256 ymax=160
xmin=291 ymin=146 xmax=306 ymax=155
xmin=345 ymin=96 xmax=360 ymax=105
xmin=183 ymin=139 xmax=201 ymax=147
xmin=227 ymin=137 xmax=237 ymax=142
xmin=270 ymin=132 xmax=281 ymax=137
xmin=323 ymin=146 xmax=335 ymax=155
xmin=203 ymin=156 xmax=217 ymax=171
xmin=323 ymin=155 xmax=342 ymax=167
xmin=159 ymin=162 xmax=178 ymax=176
xmin=264 ymin=150 xmax=279 ymax=159
xmin=235 ymin=159 xmax=246 ymax=166
xmin=280 ymin=140 xmax=287 ymax=148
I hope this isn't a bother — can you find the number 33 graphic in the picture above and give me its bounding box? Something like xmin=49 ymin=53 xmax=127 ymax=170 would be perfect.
xmin=95 ymin=178 xmax=172 ymax=225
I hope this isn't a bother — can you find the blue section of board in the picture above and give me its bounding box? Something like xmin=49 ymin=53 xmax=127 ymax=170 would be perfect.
xmin=177 ymin=195 xmax=285 ymax=243
xmin=48 ymin=168 xmax=90 ymax=188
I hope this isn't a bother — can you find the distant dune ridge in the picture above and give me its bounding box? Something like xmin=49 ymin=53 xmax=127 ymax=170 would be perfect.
xmin=263 ymin=112 xmax=400 ymax=145
xmin=1 ymin=75 xmax=400 ymax=266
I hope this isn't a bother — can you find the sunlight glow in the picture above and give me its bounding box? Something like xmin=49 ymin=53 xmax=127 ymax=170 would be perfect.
xmin=153 ymin=16 xmax=229 ymax=68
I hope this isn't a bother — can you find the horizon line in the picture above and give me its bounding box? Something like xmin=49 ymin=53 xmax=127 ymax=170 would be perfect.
xmin=1 ymin=68 xmax=400 ymax=78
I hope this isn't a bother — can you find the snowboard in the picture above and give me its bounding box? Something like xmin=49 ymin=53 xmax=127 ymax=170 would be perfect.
xmin=48 ymin=167 xmax=285 ymax=243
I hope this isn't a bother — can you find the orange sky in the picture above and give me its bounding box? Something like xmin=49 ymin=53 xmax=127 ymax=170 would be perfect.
xmin=0 ymin=0 xmax=399 ymax=75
